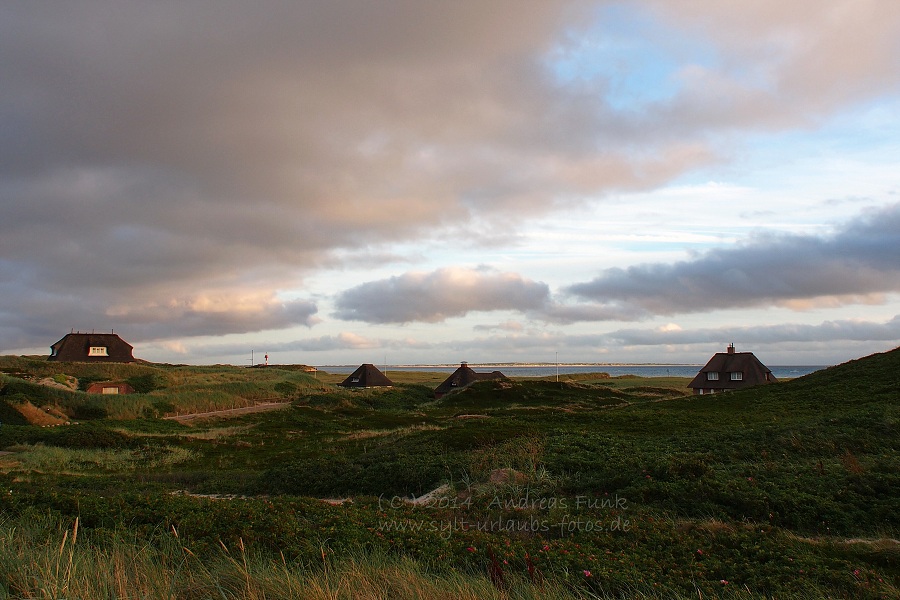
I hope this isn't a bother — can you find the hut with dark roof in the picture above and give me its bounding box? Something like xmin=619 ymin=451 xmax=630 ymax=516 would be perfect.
xmin=688 ymin=344 xmax=777 ymax=395
xmin=48 ymin=331 xmax=135 ymax=363
xmin=338 ymin=364 xmax=394 ymax=388
xmin=85 ymin=381 xmax=135 ymax=395
xmin=434 ymin=362 xmax=507 ymax=399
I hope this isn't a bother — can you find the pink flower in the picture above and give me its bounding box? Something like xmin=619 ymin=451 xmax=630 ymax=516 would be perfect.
xmin=696 ymin=549 xmax=703 ymax=555
xmin=720 ymin=579 xmax=728 ymax=585
xmin=583 ymin=570 xmax=592 ymax=577
xmin=466 ymin=547 xmax=476 ymax=553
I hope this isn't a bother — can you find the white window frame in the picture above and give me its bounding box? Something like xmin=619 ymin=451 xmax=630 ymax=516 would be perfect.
xmin=88 ymin=346 xmax=108 ymax=356
xmin=730 ymin=371 xmax=743 ymax=381
xmin=706 ymin=372 xmax=719 ymax=381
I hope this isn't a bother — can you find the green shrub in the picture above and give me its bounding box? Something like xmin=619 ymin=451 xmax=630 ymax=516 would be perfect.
xmin=71 ymin=403 xmax=109 ymax=420
xmin=127 ymin=373 xmax=167 ymax=394
xmin=47 ymin=425 xmax=135 ymax=450
xmin=77 ymin=376 xmax=101 ymax=392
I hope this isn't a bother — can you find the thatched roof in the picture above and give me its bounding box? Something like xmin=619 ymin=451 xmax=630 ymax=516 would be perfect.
xmin=338 ymin=363 xmax=393 ymax=388
xmin=434 ymin=362 xmax=507 ymax=398
xmin=48 ymin=332 xmax=135 ymax=363
xmin=688 ymin=345 xmax=776 ymax=393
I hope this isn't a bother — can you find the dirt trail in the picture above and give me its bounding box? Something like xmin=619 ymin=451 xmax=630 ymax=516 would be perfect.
xmin=164 ymin=401 xmax=292 ymax=423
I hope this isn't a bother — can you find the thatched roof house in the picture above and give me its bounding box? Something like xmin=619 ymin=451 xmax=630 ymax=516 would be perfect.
xmin=434 ymin=362 xmax=507 ymax=399
xmin=338 ymin=363 xmax=393 ymax=388
xmin=688 ymin=344 xmax=777 ymax=395
xmin=48 ymin=332 xmax=135 ymax=363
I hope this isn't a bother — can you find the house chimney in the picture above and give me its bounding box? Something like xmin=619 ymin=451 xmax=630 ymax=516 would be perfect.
xmin=727 ymin=343 xmax=735 ymax=354
xmin=461 ymin=361 xmax=468 ymax=367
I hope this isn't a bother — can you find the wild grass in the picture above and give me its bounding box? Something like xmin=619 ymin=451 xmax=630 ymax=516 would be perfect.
xmin=0 ymin=513 xmax=864 ymax=600
xmin=342 ymin=423 xmax=445 ymax=441
xmin=8 ymin=444 xmax=196 ymax=473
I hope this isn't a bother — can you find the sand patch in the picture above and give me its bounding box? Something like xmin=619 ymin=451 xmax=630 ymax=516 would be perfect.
xmin=7 ymin=401 xmax=70 ymax=427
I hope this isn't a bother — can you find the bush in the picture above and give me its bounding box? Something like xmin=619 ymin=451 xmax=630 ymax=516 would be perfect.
xmin=126 ymin=373 xmax=167 ymax=394
xmin=71 ymin=404 xmax=109 ymax=420
xmin=78 ymin=377 xmax=101 ymax=392
xmin=47 ymin=425 xmax=135 ymax=450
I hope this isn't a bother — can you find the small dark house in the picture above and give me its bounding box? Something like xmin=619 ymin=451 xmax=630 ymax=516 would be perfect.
xmin=85 ymin=382 xmax=135 ymax=395
xmin=434 ymin=362 xmax=507 ymax=399
xmin=688 ymin=344 xmax=777 ymax=395
xmin=48 ymin=331 xmax=136 ymax=363
xmin=338 ymin=363 xmax=394 ymax=388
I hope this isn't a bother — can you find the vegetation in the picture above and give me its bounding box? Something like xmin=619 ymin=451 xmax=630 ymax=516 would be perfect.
xmin=0 ymin=349 xmax=898 ymax=598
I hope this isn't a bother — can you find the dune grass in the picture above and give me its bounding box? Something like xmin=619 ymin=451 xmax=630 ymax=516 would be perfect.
xmin=7 ymin=443 xmax=196 ymax=473
xmin=0 ymin=513 xmax=862 ymax=600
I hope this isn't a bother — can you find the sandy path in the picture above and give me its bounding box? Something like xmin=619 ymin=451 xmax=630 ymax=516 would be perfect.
xmin=164 ymin=401 xmax=292 ymax=423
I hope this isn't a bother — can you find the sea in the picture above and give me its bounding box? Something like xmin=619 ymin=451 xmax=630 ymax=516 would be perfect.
xmin=317 ymin=364 xmax=828 ymax=379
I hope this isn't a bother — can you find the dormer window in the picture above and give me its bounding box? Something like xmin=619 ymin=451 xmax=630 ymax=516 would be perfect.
xmin=730 ymin=372 xmax=743 ymax=381
xmin=88 ymin=346 xmax=108 ymax=356
xmin=707 ymin=372 xmax=719 ymax=381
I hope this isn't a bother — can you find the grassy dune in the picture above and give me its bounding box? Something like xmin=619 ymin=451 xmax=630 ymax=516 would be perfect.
xmin=0 ymin=348 xmax=897 ymax=598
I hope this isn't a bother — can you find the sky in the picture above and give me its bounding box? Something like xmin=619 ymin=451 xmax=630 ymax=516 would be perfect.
xmin=2 ymin=0 xmax=899 ymax=367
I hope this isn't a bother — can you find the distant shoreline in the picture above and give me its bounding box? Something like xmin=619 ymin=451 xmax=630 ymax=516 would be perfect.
xmin=322 ymin=363 xmax=704 ymax=368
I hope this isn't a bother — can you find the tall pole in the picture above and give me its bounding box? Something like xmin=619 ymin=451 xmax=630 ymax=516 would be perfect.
xmin=556 ymin=351 xmax=559 ymax=383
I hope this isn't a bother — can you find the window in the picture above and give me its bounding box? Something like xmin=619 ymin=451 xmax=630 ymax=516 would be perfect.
xmin=730 ymin=372 xmax=743 ymax=381
xmin=88 ymin=346 xmax=108 ymax=356
xmin=707 ymin=372 xmax=719 ymax=381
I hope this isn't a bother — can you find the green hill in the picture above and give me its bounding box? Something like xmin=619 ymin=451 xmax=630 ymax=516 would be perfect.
xmin=0 ymin=348 xmax=897 ymax=599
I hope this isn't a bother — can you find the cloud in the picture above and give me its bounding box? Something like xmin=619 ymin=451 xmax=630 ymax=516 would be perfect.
xmin=334 ymin=267 xmax=550 ymax=323
xmin=602 ymin=314 xmax=900 ymax=346
xmin=0 ymin=283 xmax=318 ymax=350
xmin=643 ymin=0 xmax=900 ymax=129
xmin=2 ymin=1 xmax=900 ymax=351
xmin=565 ymin=203 xmax=900 ymax=316
xmin=473 ymin=320 xmax=526 ymax=333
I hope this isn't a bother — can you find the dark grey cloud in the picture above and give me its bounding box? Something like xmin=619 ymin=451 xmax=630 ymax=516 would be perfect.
xmin=565 ymin=203 xmax=900 ymax=316
xmin=334 ymin=268 xmax=550 ymax=323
